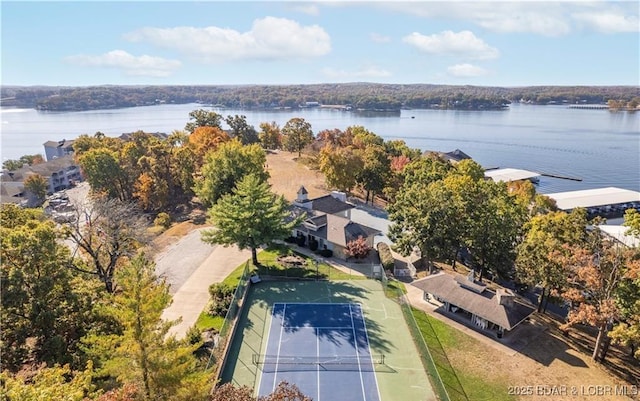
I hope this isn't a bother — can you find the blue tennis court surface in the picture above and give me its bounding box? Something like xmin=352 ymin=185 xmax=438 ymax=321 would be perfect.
xmin=256 ymin=303 xmax=382 ymax=401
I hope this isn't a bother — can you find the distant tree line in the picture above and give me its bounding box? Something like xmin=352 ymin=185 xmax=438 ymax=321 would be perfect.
xmin=2 ymin=84 xmax=638 ymax=112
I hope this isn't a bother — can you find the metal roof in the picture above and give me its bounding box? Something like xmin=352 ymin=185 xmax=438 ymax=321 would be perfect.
xmin=546 ymin=187 xmax=640 ymax=210
xmin=598 ymin=225 xmax=640 ymax=248
xmin=484 ymin=168 xmax=541 ymax=183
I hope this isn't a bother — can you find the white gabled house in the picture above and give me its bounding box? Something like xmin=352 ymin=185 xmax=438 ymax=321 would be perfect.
xmin=291 ymin=186 xmax=380 ymax=260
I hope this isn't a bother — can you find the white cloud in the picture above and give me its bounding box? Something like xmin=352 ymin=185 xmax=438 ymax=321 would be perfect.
xmin=370 ymin=32 xmax=391 ymax=43
xmin=124 ymin=17 xmax=331 ymax=62
xmin=322 ymin=66 xmax=392 ymax=80
xmin=65 ymin=50 xmax=181 ymax=77
xmin=379 ymin=2 xmax=572 ymax=36
xmin=447 ymin=63 xmax=489 ymax=78
xmin=403 ymin=30 xmax=499 ymax=60
xmin=572 ymin=11 xmax=640 ymax=33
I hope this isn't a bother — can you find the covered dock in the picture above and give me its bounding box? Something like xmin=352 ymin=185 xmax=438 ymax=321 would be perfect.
xmin=484 ymin=168 xmax=541 ymax=183
xmin=546 ymin=187 xmax=640 ymax=211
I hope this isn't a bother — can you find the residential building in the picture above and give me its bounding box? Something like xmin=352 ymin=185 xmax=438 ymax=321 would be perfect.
xmin=43 ymin=139 xmax=75 ymax=161
xmin=291 ymin=186 xmax=380 ymax=260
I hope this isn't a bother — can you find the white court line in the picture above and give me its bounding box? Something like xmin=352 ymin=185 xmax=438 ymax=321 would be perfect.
xmin=255 ymin=305 xmax=275 ymax=397
xmin=317 ymin=327 xmax=321 ymax=401
xmin=348 ymin=304 xmax=367 ymax=401
xmin=356 ymin=303 xmax=382 ymax=401
xmin=272 ymin=304 xmax=287 ymax=391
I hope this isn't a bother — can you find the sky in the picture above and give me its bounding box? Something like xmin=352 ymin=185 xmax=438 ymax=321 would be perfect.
xmin=1 ymin=1 xmax=639 ymax=87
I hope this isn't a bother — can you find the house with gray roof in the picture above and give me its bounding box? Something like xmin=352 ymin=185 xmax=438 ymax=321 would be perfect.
xmin=412 ymin=272 xmax=535 ymax=337
xmin=291 ymin=186 xmax=381 ymax=259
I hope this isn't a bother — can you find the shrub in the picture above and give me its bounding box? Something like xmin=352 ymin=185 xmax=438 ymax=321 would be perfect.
xmin=309 ymin=238 xmax=319 ymax=251
xmin=296 ymin=235 xmax=306 ymax=247
xmin=208 ymin=283 xmax=234 ymax=317
xmin=345 ymin=236 xmax=370 ymax=259
xmin=185 ymin=325 xmax=203 ymax=345
xmin=377 ymin=242 xmax=395 ymax=271
xmin=284 ymin=236 xmax=297 ymax=244
xmin=319 ymin=249 xmax=333 ymax=258
xmin=154 ymin=212 xmax=171 ymax=229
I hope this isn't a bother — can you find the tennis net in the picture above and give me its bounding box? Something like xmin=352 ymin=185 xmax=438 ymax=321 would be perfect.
xmin=252 ymin=354 xmax=385 ymax=366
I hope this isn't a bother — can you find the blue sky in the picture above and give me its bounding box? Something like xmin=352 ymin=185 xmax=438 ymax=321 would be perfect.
xmin=2 ymin=1 xmax=639 ymax=86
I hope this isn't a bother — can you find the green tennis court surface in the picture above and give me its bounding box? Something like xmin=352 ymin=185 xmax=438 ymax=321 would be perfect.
xmin=222 ymin=280 xmax=437 ymax=401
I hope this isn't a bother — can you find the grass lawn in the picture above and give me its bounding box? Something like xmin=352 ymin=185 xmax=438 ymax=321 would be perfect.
xmin=195 ymin=244 xmax=363 ymax=332
xmin=412 ymin=308 xmax=516 ymax=401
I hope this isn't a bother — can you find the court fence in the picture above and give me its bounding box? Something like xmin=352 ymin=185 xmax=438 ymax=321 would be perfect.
xmin=385 ymin=281 xmax=459 ymax=401
xmin=206 ymin=261 xmax=252 ymax=379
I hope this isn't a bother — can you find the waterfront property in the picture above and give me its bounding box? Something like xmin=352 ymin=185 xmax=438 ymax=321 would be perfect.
xmin=0 ymin=154 xmax=82 ymax=203
xmin=411 ymin=272 xmax=535 ymax=338
xmin=546 ymin=187 xmax=640 ymax=218
xmin=43 ymin=139 xmax=75 ymax=161
xmin=484 ymin=167 xmax=541 ymax=184
xmin=291 ymin=186 xmax=381 ymax=260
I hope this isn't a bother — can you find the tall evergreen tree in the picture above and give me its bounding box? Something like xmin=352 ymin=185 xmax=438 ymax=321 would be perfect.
xmin=202 ymin=174 xmax=302 ymax=265
xmin=85 ymin=254 xmax=209 ymax=401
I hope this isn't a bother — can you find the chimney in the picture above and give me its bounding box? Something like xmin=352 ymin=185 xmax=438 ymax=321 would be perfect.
xmin=330 ymin=191 xmax=347 ymax=202
xmin=496 ymin=289 xmax=515 ymax=307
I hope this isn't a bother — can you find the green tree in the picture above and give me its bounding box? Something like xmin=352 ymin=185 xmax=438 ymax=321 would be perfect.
xmin=465 ymin=180 xmax=527 ymax=281
xmin=202 ymin=174 xmax=301 ymax=265
xmin=194 ymin=140 xmax=268 ymax=207
xmin=78 ymin=148 xmax=130 ymax=201
xmin=281 ymin=117 xmax=314 ymax=157
xmin=226 ymin=114 xmax=259 ymax=145
xmin=85 ymin=254 xmax=210 ymax=401
xmin=1 ymin=362 xmax=96 ymax=401
xmin=0 ymin=205 xmax=98 ymax=371
xmin=23 ymin=173 xmax=48 ymax=206
xmin=258 ymin=121 xmax=282 ymax=150
xmin=356 ymin=144 xmax=390 ymax=204
xmin=2 ymin=154 xmax=45 ymax=171
xmin=184 ymin=109 xmax=223 ymax=133
xmin=318 ymin=145 xmax=363 ymax=194
xmin=515 ymin=209 xmax=588 ymax=312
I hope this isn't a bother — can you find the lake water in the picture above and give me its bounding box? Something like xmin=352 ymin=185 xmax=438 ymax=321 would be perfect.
xmin=1 ymin=103 xmax=638 ymax=194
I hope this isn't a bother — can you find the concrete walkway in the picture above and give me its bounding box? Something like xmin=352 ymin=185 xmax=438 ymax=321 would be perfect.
xmin=163 ymin=244 xmax=251 ymax=339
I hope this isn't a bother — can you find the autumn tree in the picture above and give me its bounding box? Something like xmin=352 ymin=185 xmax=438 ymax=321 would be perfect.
xmin=609 ymin=210 xmax=640 ymax=358
xmin=557 ymin=236 xmax=636 ymax=361
xmin=65 ymin=196 xmax=150 ymax=293
xmin=318 ymin=145 xmax=363 ymax=194
xmin=184 ymin=108 xmax=223 ymax=133
xmin=23 ymin=173 xmax=48 ymax=206
xmin=0 ymin=205 xmax=99 ymax=371
xmin=194 ymin=140 xmax=268 ymax=207
xmin=202 ymin=174 xmax=301 ymax=265
xmin=2 ymin=154 xmax=45 ymax=171
xmin=211 ymin=381 xmax=311 ymax=401
xmin=85 ymin=254 xmax=210 ymax=401
xmin=226 ymin=114 xmax=259 ymax=145
xmin=258 ymin=121 xmax=282 ymax=150
xmin=281 ymin=117 xmax=314 ymax=157
xmin=188 ymin=126 xmax=231 ymax=167
xmin=1 ymin=362 xmax=96 ymax=400
xmin=515 ymin=209 xmax=588 ymax=312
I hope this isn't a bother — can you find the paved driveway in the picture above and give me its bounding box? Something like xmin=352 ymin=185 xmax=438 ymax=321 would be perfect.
xmin=156 ymin=228 xmax=251 ymax=339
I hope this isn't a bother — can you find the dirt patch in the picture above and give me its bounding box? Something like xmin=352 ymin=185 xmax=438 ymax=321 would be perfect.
xmin=266 ymin=150 xmax=328 ymax=201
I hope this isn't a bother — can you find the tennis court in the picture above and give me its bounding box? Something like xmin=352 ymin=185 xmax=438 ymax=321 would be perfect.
xmin=222 ymin=280 xmax=436 ymax=401
xmin=256 ymin=303 xmax=381 ymax=401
